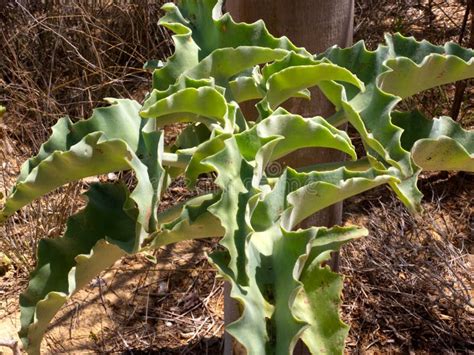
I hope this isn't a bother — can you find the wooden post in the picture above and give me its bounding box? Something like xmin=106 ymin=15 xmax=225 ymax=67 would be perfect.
xmin=223 ymin=1 xmax=354 ymax=353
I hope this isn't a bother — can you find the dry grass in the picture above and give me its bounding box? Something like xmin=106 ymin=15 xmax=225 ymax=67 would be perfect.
xmin=342 ymin=172 xmax=473 ymax=353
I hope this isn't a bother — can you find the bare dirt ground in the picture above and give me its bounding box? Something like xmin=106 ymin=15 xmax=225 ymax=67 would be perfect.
xmin=1 ymin=0 xmax=473 ymax=354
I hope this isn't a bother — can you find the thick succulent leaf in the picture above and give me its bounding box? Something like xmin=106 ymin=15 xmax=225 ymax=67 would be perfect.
xmin=147 ymin=193 xmax=224 ymax=248
xmin=210 ymin=247 xmax=273 ymax=355
xmin=343 ymin=86 xmax=413 ymax=175
xmin=293 ymin=226 xmax=367 ymax=354
xmin=380 ymin=34 xmax=474 ymax=98
xmin=282 ymin=167 xmax=396 ymax=229
xmin=204 ymin=138 xmax=256 ymax=285
xmin=155 ymin=0 xmax=307 ymax=90
xmin=235 ymin=109 xmax=357 ymax=184
xmin=211 ymin=225 xmax=364 ymax=355
xmin=0 ymin=98 xmax=160 ymax=226
xmin=17 ymin=99 xmax=141 ymax=182
xmin=321 ymin=33 xmax=474 ymax=211
xmin=262 ymin=51 xmax=318 ymax=81
xmin=229 ymin=75 xmax=264 ymax=103
xmin=393 ymin=111 xmax=474 ymax=171
xmin=250 ymin=166 xmax=397 ymax=232
xmin=152 ymin=3 xmax=200 ymax=90
xmin=139 ymin=121 xmax=166 ymax=230
xmin=322 ymin=34 xmax=474 ymax=160
xmin=236 ymin=109 xmax=357 ymax=162
xmin=183 ymin=46 xmax=289 ymax=87
xmin=140 ymin=87 xmax=230 ymax=130
xmin=19 ymin=183 xmax=137 ymax=355
xmin=262 ymin=63 xmax=365 ymax=110
xmin=145 ymin=77 xmax=217 ymax=105
xmin=0 ymin=133 xmax=154 ymax=231
xmin=182 ymin=133 xmax=231 ymax=187
xmin=267 ymin=167 xmax=398 ymax=230
xmin=229 ymin=61 xmax=312 ymax=104
xmin=212 ymin=226 xmax=309 ymax=355
xmin=342 ymin=86 xmax=426 ymax=212
xmin=176 ymin=0 xmax=306 ymax=57
xmin=321 ymin=33 xmax=474 ymax=100
xmin=413 ymin=138 xmax=473 ymax=172
xmin=317 ymin=80 xmax=423 ymax=210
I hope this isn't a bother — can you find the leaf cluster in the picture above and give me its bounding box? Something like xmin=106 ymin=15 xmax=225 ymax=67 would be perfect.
xmin=1 ymin=1 xmax=473 ymax=354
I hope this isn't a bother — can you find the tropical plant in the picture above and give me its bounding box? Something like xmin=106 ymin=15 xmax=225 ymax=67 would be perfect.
xmin=1 ymin=0 xmax=473 ymax=354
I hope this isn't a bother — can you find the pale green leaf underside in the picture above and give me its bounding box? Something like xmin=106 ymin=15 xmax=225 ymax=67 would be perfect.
xmin=211 ymin=225 xmax=365 ymax=355
xmin=140 ymin=87 xmax=229 ymax=130
xmin=294 ymin=227 xmax=367 ymax=354
xmin=17 ymin=99 xmax=142 ymax=182
xmin=393 ymin=111 xmax=474 ymax=171
xmin=321 ymin=33 xmax=474 ymax=212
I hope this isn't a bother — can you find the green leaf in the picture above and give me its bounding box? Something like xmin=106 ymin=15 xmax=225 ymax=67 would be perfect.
xmin=0 ymin=99 xmax=165 ymax=232
xmin=321 ymin=33 xmax=474 ymax=211
xmin=19 ymin=183 xmax=137 ymax=355
xmin=380 ymin=34 xmax=474 ymax=98
xmin=213 ymin=225 xmax=309 ymax=355
xmin=211 ymin=225 xmax=365 ymax=355
xmin=17 ymin=99 xmax=142 ymax=182
xmin=236 ymin=109 xmax=357 ymax=162
xmin=263 ymin=63 xmax=365 ymax=111
xmin=0 ymin=133 xmax=153 ymax=229
xmin=293 ymin=226 xmax=367 ymax=354
xmin=393 ymin=111 xmax=474 ymax=171
xmin=140 ymin=87 xmax=230 ymax=130
xmin=262 ymin=51 xmax=318 ymax=81
xmin=182 ymin=133 xmax=231 ymax=187
xmin=139 ymin=121 xmax=166 ymax=230
xmin=280 ymin=167 xmax=399 ymax=230
xmin=183 ymin=46 xmax=289 ymax=87
xmin=147 ymin=192 xmax=223 ymax=248
xmin=144 ymin=76 xmax=218 ymax=111
xmin=204 ymin=138 xmax=256 ymax=285
xmin=235 ymin=109 xmax=357 ymax=185
xmin=229 ymin=75 xmax=264 ymax=103
xmin=321 ymin=33 xmax=474 ymax=100
xmin=154 ymin=0 xmax=307 ymax=90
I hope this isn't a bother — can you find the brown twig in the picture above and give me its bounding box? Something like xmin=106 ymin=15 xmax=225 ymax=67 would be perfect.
xmin=451 ymin=0 xmax=474 ymax=121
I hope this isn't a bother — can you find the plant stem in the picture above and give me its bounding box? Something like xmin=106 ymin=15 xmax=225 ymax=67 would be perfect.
xmin=326 ymin=110 xmax=348 ymax=127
